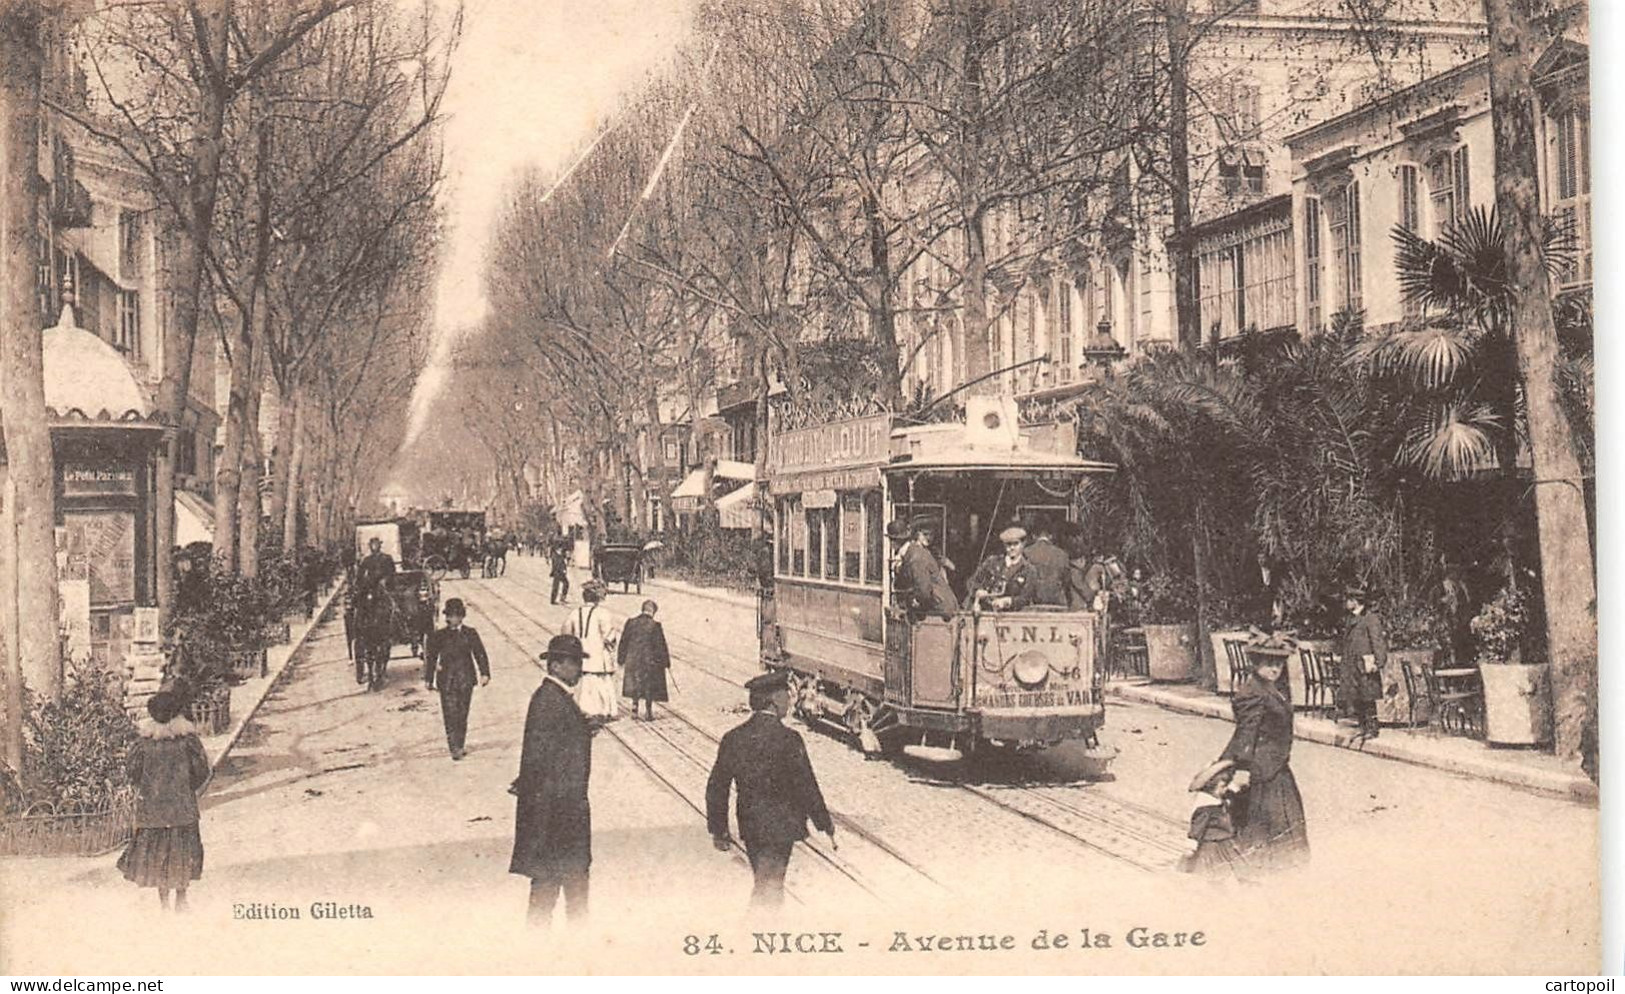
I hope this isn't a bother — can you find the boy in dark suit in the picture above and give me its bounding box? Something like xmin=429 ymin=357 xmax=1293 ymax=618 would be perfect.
xmin=705 ymin=671 xmax=835 ymax=907
xmin=423 ymin=598 xmax=491 ymax=760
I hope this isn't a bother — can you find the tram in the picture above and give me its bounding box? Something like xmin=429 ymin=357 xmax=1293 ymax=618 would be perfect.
xmin=761 ymin=396 xmax=1117 ymax=762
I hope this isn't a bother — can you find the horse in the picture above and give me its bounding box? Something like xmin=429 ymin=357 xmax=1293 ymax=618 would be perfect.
xmin=350 ymin=583 xmax=398 ymax=691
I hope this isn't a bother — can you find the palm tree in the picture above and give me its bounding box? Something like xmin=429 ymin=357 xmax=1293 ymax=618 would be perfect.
xmin=1357 ymin=205 xmax=1591 ymax=480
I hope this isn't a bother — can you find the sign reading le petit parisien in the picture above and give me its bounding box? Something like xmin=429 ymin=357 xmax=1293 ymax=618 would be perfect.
xmin=63 ymin=465 xmax=138 ymax=497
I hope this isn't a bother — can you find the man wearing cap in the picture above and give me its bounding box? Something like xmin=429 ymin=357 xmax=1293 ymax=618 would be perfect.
xmin=423 ymin=598 xmax=491 ymax=760
xmin=1023 ymin=521 xmax=1070 ymax=607
xmin=1338 ymin=586 xmax=1386 ymax=739
xmin=511 ymin=634 xmax=594 ymax=925
xmin=706 ymin=671 xmax=835 ymax=908
xmin=964 ymin=526 xmax=1039 ymax=612
xmin=887 ymin=519 xmax=956 ymax=621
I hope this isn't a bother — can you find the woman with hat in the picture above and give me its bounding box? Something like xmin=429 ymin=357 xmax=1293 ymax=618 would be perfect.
xmin=1338 ymin=585 xmax=1386 ymax=739
xmin=1216 ymin=651 xmax=1310 ymax=873
xmin=117 ymin=692 xmax=210 ymax=912
xmin=567 ymin=580 xmax=620 ymax=722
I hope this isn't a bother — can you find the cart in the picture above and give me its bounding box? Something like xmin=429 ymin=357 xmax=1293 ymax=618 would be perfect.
xmin=595 ymin=543 xmax=645 ymax=594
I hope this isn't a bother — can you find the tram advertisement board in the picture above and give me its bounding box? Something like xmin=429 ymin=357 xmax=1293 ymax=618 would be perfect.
xmin=767 ymin=413 xmax=890 ymax=494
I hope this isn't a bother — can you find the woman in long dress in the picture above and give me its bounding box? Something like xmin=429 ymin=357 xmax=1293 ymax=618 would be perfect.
xmin=1219 ymin=652 xmax=1309 ymax=874
xmin=567 ymin=581 xmax=620 ymax=721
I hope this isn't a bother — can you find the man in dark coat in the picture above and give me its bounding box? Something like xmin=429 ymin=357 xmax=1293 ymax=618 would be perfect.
xmin=549 ymin=541 xmax=571 ymax=605
xmin=706 ymin=671 xmax=835 ymax=908
xmin=888 ymin=520 xmax=956 ymax=620
xmin=355 ymin=537 xmax=395 ymax=597
xmin=423 ymin=598 xmax=491 ymax=760
xmin=964 ymin=526 xmax=1039 ymax=612
xmin=1023 ymin=523 xmax=1070 ymax=607
xmin=511 ymin=634 xmax=593 ymax=925
xmin=619 ymin=599 xmax=672 ymax=721
xmin=1338 ymin=586 xmax=1386 ymax=739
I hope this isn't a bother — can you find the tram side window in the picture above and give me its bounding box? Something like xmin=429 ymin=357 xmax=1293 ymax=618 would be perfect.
xmin=790 ymin=498 xmax=807 ymax=576
xmin=804 ymin=504 xmax=824 ymax=579
xmin=777 ymin=499 xmax=791 ymax=574
xmin=841 ymin=493 xmax=863 ymax=582
xmin=863 ymin=490 xmax=884 ymax=585
xmin=824 ymin=505 xmax=841 ymax=580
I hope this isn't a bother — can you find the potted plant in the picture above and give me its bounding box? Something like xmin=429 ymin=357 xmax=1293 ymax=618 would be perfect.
xmin=1139 ymin=573 xmax=1198 ymax=682
xmin=1378 ymin=597 xmax=1441 ymax=727
xmin=165 ymin=624 xmax=233 ymax=737
xmin=1470 ymin=583 xmax=1552 ymax=746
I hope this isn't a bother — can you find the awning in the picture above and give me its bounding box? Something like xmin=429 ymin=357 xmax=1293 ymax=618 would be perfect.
xmin=670 ymin=460 xmax=757 ymax=501
xmin=175 ymin=491 xmax=214 ymax=546
xmin=716 ymin=481 xmax=759 ymax=530
xmin=670 ymin=468 xmax=708 ymax=501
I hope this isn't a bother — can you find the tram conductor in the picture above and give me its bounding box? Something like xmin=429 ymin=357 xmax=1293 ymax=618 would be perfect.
xmin=706 ymin=671 xmax=835 ymax=908
xmin=965 ymin=525 xmax=1040 ymax=612
xmin=887 ymin=519 xmax=957 ymax=620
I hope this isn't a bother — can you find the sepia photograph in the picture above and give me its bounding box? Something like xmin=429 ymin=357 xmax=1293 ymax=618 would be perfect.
xmin=0 ymin=0 xmax=1605 ymax=977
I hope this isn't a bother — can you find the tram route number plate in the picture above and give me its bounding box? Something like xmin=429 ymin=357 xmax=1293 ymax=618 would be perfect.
xmin=978 ymin=688 xmax=1090 ymax=709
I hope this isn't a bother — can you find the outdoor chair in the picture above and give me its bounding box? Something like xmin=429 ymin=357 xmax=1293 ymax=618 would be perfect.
xmin=1418 ymin=663 xmax=1483 ymax=738
xmin=1113 ymin=628 xmax=1149 ymax=681
xmin=1299 ymin=645 xmax=1338 ymax=717
xmin=1221 ymin=636 xmax=1250 ymax=694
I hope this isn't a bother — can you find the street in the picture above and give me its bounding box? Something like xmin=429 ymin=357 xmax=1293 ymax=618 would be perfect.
xmin=1 ymin=557 xmax=1598 ymax=974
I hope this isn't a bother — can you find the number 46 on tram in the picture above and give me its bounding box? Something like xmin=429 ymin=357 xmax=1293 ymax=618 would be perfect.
xmin=759 ymin=396 xmax=1118 ymax=765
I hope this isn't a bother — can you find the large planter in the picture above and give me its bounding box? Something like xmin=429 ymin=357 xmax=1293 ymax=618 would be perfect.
xmin=225 ymin=647 xmax=269 ymax=682
xmin=1378 ymin=647 xmax=1437 ymax=726
xmin=185 ymin=684 xmax=232 ymax=736
xmin=1480 ymin=662 xmax=1552 ymax=746
xmin=1210 ymin=629 xmax=1252 ymax=695
xmin=1143 ymin=622 xmax=1197 ymax=682
xmin=0 ymin=789 xmax=136 ymax=857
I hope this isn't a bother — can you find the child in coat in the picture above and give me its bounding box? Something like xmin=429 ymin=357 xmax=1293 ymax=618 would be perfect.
xmin=117 ymin=692 xmax=210 ymax=911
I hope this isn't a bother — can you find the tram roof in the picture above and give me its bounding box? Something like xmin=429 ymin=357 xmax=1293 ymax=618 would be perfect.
xmin=883 ymin=447 xmax=1115 ymax=475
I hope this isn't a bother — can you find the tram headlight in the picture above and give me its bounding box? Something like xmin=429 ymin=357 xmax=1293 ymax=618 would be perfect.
xmin=1012 ymin=650 xmax=1049 ymax=689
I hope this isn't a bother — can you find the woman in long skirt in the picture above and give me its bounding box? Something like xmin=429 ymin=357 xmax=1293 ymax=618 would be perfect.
xmin=568 ymin=581 xmax=620 ymax=721
xmin=1219 ymin=653 xmax=1310 ymax=874
xmin=118 ymin=692 xmax=209 ymax=911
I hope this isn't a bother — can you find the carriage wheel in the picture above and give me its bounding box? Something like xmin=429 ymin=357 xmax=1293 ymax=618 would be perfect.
xmin=424 ymin=555 xmax=448 ymax=582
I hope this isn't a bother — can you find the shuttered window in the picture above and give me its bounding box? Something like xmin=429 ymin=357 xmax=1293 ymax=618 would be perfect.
xmin=1304 ymin=197 xmax=1323 ymax=332
xmin=1551 ymin=109 xmax=1591 ymax=285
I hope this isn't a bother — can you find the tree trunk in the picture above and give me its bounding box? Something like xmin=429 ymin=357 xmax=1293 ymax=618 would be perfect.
xmin=155 ymin=0 xmax=229 ymax=627
xmin=282 ymin=390 xmax=304 ymax=550
xmin=264 ymin=380 xmax=296 ymax=532
xmin=1481 ymin=0 xmax=1596 ymax=765
xmin=862 ymin=187 xmax=905 ymax=407
xmin=238 ymin=343 xmax=265 ymax=577
xmin=957 ymin=0 xmax=993 ymax=394
xmin=1191 ymin=497 xmax=1217 ymax=691
xmin=212 ymin=311 xmax=253 ymax=571
xmin=752 ymin=342 xmax=771 ymax=540
xmin=1165 ymin=0 xmax=1201 ymax=353
xmin=0 ymin=0 xmax=59 ymax=702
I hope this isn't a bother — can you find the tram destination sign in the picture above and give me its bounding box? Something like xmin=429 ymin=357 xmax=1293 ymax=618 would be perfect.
xmin=767 ymin=413 xmax=891 ymax=495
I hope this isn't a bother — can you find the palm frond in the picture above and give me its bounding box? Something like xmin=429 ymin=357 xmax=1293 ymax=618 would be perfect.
xmin=1399 ymin=403 xmax=1501 ymax=480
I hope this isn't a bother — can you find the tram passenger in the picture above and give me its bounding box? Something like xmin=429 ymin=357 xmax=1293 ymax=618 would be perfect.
xmin=964 ymin=526 xmax=1039 ymax=612
xmin=1023 ymin=521 xmax=1070 ymax=607
xmin=887 ymin=519 xmax=956 ymax=620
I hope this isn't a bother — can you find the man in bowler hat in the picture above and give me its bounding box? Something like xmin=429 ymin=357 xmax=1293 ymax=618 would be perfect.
xmin=706 ymin=670 xmax=835 ymax=908
xmin=423 ymin=599 xmax=490 ymax=760
xmin=511 ymin=634 xmax=594 ymax=925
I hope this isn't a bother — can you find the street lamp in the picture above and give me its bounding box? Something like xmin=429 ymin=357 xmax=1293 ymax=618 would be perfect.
xmin=1080 ymin=319 xmax=1127 ymax=379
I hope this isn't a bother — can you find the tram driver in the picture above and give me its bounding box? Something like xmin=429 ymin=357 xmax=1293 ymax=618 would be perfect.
xmin=965 ymin=525 xmax=1039 ymax=613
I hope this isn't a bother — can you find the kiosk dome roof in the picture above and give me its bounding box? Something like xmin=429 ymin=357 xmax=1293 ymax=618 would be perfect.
xmin=41 ymin=308 xmax=152 ymax=420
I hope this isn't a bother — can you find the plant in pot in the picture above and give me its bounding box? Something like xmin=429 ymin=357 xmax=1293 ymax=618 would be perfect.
xmin=1469 ymin=583 xmax=1552 ymax=746
xmin=165 ymin=619 xmax=233 ymax=737
xmin=1378 ymin=597 xmax=1444 ymax=727
xmin=1139 ymin=573 xmax=1198 ymax=683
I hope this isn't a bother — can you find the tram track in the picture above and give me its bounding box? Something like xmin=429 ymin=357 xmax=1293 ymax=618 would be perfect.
xmin=461 ymin=575 xmax=946 ymax=907
xmin=468 ymin=567 xmax=1193 ymax=880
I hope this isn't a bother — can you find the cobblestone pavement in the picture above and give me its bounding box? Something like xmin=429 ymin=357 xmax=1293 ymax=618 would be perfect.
xmin=1 ymin=556 xmax=1598 ymax=974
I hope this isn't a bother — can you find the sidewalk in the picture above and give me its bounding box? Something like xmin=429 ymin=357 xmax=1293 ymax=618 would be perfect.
xmin=198 ymin=577 xmax=346 ymax=783
xmin=1109 ymin=678 xmax=1598 ymax=803
xmin=644 ymin=574 xmax=757 ymax=611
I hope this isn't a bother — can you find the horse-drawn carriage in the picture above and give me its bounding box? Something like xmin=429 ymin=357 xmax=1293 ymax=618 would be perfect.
xmin=346 ymin=518 xmax=439 ymax=691
xmin=594 ymin=542 xmax=646 ymax=594
xmin=425 ymin=509 xmax=487 ymax=579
